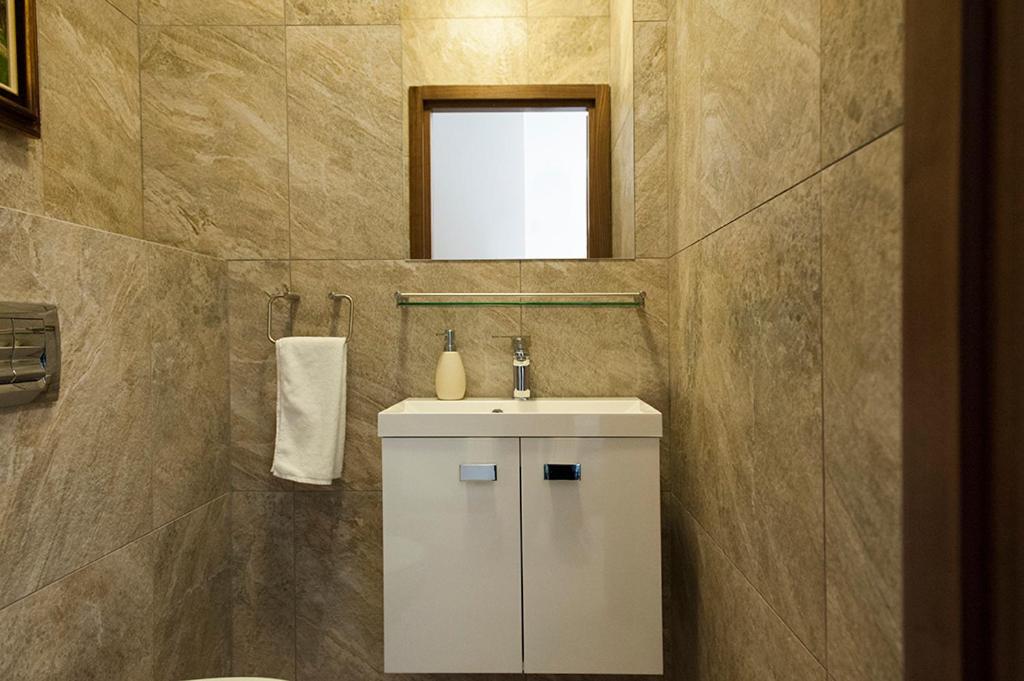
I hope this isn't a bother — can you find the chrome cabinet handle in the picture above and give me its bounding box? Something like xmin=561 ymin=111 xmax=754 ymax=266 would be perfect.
xmin=459 ymin=464 xmax=498 ymax=482
xmin=544 ymin=464 xmax=582 ymax=481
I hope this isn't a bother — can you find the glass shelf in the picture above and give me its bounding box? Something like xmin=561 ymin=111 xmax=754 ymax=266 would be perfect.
xmin=396 ymin=300 xmax=643 ymax=308
xmin=394 ymin=292 xmax=646 ymax=308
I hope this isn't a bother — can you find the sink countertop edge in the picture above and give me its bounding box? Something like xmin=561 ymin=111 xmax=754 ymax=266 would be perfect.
xmin=377 ymin=398 xmax=663 ymax=439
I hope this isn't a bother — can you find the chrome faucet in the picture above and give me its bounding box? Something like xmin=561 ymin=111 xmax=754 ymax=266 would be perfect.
xmin=494 ymin=336 xmax=531 ymax=400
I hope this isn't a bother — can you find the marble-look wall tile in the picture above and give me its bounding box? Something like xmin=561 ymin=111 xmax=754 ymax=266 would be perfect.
xmin=232 ymin=492 xmax=296 ymax=679
xmin=151 ymin=248 xmax=230 ymax=525
xmin=0 ymin=131 xmax=43 ymax=214
xmin=151 ymin=496 xmax=232 ymax=681
xmin=527 ymin=17 xmax=610 ymax=83
xmin=141 ymin=26 xmax=289 ymax=259
xmin=39 ymin=0 xmax=142 ymax=237
xmin=634 ymin=0 xmax=666 ymax=21
xmin=228 ymin=261 xmax=292 ymax=491
xmin=287 ymin=0 xmax=401 ymax=24
xmin=0 ymin=539 xmax=152 ymax=681
xmin=612 ymin=113 xmax=636 ymax=258
xmin=140 ymin=0 xmax=284 ymax=25
xmin=670 ymin=503 xmax=825 ymax=681
xmin=610 ymin=0 xmax=633 ymax=145
xmin=402 ymin=0 xmax=525 ymax=18
xmin=295 ymin=491 xmax=383 ymax=679
xmin=668 ymin=0 xmax=819 ymax=250
xmin=822 ymin=130 xmax=903 ymax=681
xmin=673 ymin=180 xmax=825 ymax=658
xmin=288 ymin=26 xmax=405 ymax=260
xmin=0 ymin=211 xmax=152 ymax=607
xmin=633 ymin=20 xmax=667 ymax=257
xmin=821 ymin=0 xmax=903 ymax=163
xmin=521 ymin=259 xmax=667 ymax=405
xmin=107 ymin=0 xmax=139 ymax=21
xmin=527 ymin=0 xmax=608 ymax=16
xmin=521 ymin=259 xmax=669 ymax=482
xmin=697 ymin=0 xmax=820 ymax=234
xmin=666 ymin=0 xmax=701 ymax=253
xmin=667 ymin=250 xmax=697 ymax=502
xmin=290 ymin=260 xmax=520 ymax=490
xmin=403 ymin=18 xmax=528 ymax=85
xmin=609 ymin=0 xmax=634 ymax=258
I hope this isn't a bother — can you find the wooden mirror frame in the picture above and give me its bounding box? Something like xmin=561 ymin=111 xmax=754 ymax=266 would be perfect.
xmin=0 ymin=0 xmax=40 ymax=138
xmin=408 ymin=84 xmax=612 ymax=260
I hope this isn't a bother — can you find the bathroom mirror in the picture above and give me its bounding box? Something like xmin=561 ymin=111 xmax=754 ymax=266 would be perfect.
xmin=409 ymin=85 xmax=613 ymax=260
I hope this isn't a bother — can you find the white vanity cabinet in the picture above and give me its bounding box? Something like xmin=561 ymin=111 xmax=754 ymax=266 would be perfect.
xmin=382 ymin=437 xmax=523 ymax=673
xmin=380 ymin=399 xmax=663 ymax=676
xmin=521 ymin=437 xmax=663 ymax=675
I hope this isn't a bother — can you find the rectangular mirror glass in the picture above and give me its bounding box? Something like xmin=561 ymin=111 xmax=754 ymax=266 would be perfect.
xmin=430 ymin=109 xmax=589 ymax=260
xmin=409 ymin=85 xmax=627 ymax=261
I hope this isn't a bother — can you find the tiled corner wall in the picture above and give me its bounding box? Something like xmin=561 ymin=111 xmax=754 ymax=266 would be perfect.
xmin=127 ymin=0 xmax=670 ymax=678
xmin=0 ymin=1 xmax=232 ymax=680
xmin=0 ymin=1 xmax=905 ymax=680
xmin=0 ymin=1 xmax=906 ymax=680
xmin=665 ymin=1 xmax=904 ymax=681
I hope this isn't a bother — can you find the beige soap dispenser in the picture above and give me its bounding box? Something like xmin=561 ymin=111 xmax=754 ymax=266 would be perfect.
xmin=435 ymin=329 xmax=466 ymax=400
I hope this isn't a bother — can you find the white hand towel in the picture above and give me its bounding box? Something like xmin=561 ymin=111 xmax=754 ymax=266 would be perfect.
xmin=272 ymin=336 xmax=347 ymax=485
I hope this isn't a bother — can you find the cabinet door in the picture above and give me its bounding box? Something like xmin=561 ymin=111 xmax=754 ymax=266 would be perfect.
xmin=383 ymin=437 xmax=522 ymax=673
xmin=521 ymin=437 xmax=663 ymax=675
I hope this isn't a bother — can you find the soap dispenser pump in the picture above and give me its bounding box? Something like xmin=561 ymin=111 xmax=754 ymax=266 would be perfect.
xmin=435 ymin=329 xmax=466 ymax=400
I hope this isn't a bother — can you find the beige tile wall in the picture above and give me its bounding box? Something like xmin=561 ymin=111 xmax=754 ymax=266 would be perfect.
xmin=0 ymin=0 xmax=664 ymax=677
xmin=0 ymin=1 xmax=904 ymax=680
xmin=633 ymin=18 xmax=667 ymax=257
xmin=666 ymin=0 xmax=904 ymax=680
xmin=610 ymin=0 xmax=635 ymax=258
xmin=0 ymin=1 xmax=232 ymax=678
xmin=140 ymin=25 xmax=290 ymax=259
xmin=821 ymin=129 xmax=903 ymax=681
xmin=0 ymin=214 xmax=231 ymax=679
xmin=288 ymin=25 xmax=405 ymax=260
xmin=129 ymin=0 xmax=672 ymax=677
xmin=38 ymin=0 xmax=143 ymax=237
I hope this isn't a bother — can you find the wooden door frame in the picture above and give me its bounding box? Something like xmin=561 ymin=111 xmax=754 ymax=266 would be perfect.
xmin=408 ymin=84 xmax=612 ymax=259
xmin=903 ymin=0 xmax=1023 ymax=679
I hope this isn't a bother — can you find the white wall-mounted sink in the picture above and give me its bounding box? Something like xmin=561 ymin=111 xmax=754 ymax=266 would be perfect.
xmin=377 ymin=397 xmax=662 ymax=438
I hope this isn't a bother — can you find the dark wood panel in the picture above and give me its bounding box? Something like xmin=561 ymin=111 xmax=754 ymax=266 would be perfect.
xmin=588 ymin=84 xmax=612 ymax=258
xmin=408 ymin=87 xmax=430 ymax=259
xmin=0 ymin=0 xmax=41 ymax=137
xmin=904 ymin=0 xmax=1024 ymax=679
xmin=416 ymin=84 xmax=604 ymax=103
xmin=990 ymin=0 xmax=1024 ymax=677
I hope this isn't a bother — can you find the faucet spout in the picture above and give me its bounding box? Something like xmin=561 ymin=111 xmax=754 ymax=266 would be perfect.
xmin=493 ymin=335 xmax=531 ymax=400
xmin=511 ymin=337 xmax=531 ymax=400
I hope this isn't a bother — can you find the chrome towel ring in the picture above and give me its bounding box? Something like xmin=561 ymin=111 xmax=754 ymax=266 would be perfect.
xmin=266 ymin=287 xmax=354 ymax=344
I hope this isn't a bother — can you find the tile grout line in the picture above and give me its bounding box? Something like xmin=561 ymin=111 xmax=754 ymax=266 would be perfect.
xmin=225 ymin=487 xmax=235 ymax=674
xmin=291 ymin=489 xmax=298 ymax=681
xmin=667 ymin=122 xmax=904 ymax=260
xmin=104 ymin=0 xmax=138 ymax=25
xmin=0 ymin=203 xmax=224 ymax=263
xmin=678 ymin=502 xmax=828 ymax=671
xmin=818 ymin=149 xmax=830 ymax=676
xmin=0 ymin=492 xmax=232 ymax=616
xmin=136 ymin=22 xmax=402 ymax=28
xmin=817 ymin=10 xmax=828 ymax=669
xmin=284 ymin=21 xmax=294 ymax=268
xmin=134 ymin=27 xmax=156 ymax=669
xmin=144 ymin=192 xmax=158 ymax=681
